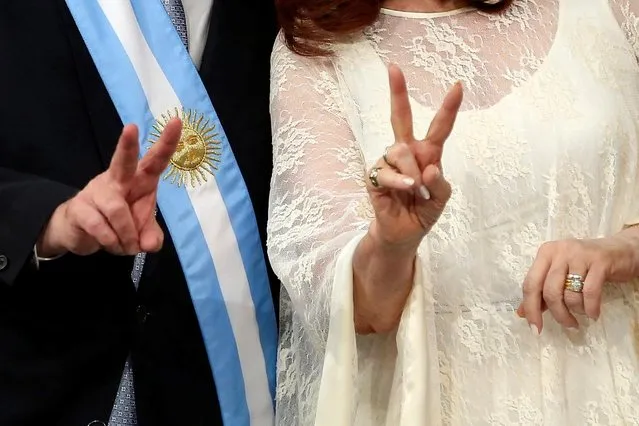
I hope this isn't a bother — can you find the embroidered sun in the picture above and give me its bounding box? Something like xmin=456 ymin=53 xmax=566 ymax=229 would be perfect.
xmin=149 ymin=108 xmax=222 ymax=187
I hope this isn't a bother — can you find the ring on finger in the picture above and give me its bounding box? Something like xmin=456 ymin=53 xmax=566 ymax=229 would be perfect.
xmin=369 ymin=166 xmax=383 ymax=188
xmin=383 ymin=146 xmax=396 ymax=168
xmin=564 ymin=273 xmax=584 ymax=293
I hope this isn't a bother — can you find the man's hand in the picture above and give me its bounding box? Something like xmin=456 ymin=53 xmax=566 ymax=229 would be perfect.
xmin=37 ymin=119 xmax=182 ymax=257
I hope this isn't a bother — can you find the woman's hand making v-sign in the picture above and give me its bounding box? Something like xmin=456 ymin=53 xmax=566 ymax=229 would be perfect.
xmin=353 ymin=64 xmax=463 ymax=334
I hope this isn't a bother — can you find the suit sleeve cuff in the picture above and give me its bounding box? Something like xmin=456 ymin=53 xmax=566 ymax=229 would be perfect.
xmin=0 ymin=179 xmax=77 ymax=285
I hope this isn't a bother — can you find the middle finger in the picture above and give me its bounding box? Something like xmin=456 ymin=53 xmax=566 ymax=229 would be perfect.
xmin=412 ymin=83 xmax=463 ymax=170
xmin=543 ymin=262 xmax=579 ymax=328
xmin=422 ymin=82 xmax=463 ymax=149
xmin=522 ymin=254 xmax=551 ymax=333
xmin=564 ymin=265 xmax=587 ymax=315
xmin=138 ymin=118 xmax=182 ymax=177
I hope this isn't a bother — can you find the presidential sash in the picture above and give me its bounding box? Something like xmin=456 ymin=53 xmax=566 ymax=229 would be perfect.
xmin=65 ymin=1 xmax=277 ymax=424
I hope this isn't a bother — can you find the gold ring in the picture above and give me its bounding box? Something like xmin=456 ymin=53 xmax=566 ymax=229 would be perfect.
xmin=369 ymin=166 xmax=383 ymax=188
xmin=383 ymin=146 xmax=395 ymax=168
xmin=564 ymin=273 xmax=584 ymax=293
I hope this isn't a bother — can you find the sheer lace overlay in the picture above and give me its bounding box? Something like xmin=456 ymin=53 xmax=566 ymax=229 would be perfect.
xmin=268 ymin=0 xmax=639 ymax=424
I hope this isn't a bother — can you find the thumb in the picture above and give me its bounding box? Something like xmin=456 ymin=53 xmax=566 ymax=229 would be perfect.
xmin=421 ymin=164 xmax=451 ymax=202
xmin=139 ymin=217 xmax=164 ymax=253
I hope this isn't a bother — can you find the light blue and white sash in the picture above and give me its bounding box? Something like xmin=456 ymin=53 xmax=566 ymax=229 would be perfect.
xmin=65 ymin=1 xmax=277 ymax=424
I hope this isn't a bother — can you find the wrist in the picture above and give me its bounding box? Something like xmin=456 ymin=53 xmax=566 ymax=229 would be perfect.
xmin=37 ymin=203 xmax=69 ymax=258
xmin=353 ymin=229 xmax=420 ymax=333
xmin=353 ymin=236 xmax=416 ymax=334
xmin=609 ymin=227 xmax=639 ymax=278
xmin=367 ymin=220 xmax=424 ymax=256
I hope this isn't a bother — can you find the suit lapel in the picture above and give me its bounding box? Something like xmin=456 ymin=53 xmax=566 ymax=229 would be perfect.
xmin=200 ymin=0 xmax=232 ymax=108
xmin=198 ymin=0 xmax=223 ymax=104
xmin=56 ymin=0 xmax=123 ymax=170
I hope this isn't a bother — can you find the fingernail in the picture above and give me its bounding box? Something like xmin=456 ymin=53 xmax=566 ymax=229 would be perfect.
xmin=530 ymin=324 xmax=540 ymax=336
xmin=402 ymin=177 xmax=415 ymax=187
xmin=419 ymin=186 xmax=431 ymax=200
xmin=566 ymin=326 xmax=579 ymax=334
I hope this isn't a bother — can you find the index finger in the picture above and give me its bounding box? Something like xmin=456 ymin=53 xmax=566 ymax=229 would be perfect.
xmin=422 ymin=82 xmax=463 ymax=147
xmin=109 ymin=124 xmax=140 ymax=184
xmin=389 ymin=64 xmax=414 ymax=143
xmin=138 ymin=118 xmax=182 ymax=177
xmin=522 ymin=254 xmax=551 ymax=334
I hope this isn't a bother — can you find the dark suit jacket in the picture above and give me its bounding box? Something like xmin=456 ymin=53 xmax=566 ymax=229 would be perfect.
xmin=0 ymin=1 xmax=278 ymax=425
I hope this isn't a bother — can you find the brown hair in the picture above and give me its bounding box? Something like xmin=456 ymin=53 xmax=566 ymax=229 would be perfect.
xmin=277 ymin=0 xmax=513 ymax=56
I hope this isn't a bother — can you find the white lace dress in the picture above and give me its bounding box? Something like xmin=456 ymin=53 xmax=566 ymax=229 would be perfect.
xmin=268 ymin=0 xmax=639 ymax=424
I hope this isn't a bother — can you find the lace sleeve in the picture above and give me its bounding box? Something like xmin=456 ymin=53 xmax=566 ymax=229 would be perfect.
xmin=269 ymin=37 xmax=439 ymax=425
xmin=610 ymin=0 xmax=639 ymax=57
xmin=609 ymin=1 xmax=639 ymax=225
xmin=268 ymin=35 xmax=370 ymax=348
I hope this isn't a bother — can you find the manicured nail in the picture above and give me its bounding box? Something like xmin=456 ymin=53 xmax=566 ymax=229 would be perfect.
xmin=402 ymin=177 xmax=415 ymax=186
xmin=419 ymin=186 xmax=431 ymax=200
xmin=530 ymin=324 xmax=540 ymax=336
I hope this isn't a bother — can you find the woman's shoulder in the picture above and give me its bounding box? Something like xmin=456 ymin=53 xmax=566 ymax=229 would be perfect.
xmin=270 ymin=31 xmax=346 ymax=101
xmin=271 ymin=31 xmax=338 ymax=73
xmin=270 ymin=31 xmax=352 ymax=116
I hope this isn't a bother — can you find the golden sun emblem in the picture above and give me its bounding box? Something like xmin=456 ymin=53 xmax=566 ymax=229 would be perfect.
xmin=149 ymin=108 xmax=222 ymax=187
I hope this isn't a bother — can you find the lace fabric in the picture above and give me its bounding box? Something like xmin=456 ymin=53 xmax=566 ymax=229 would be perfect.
xmin=268 ymin=0 xmax=639 ymax=424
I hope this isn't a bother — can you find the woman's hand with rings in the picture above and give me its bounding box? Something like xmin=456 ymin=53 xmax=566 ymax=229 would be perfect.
xmin=517 ymin=236 xmax=639 ymax=333
xmin=366 ymin=65 xmax=463 ymax=247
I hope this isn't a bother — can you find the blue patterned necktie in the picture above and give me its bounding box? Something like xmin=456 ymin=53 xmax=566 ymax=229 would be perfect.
xmin=161 ymin=0 xmax=189 ymax=51
xmin=108 ymin=2 xmax=188 ymax=425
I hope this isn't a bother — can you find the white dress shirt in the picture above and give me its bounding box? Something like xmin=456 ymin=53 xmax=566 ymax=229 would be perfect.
xmin=182 ymin=0 xmax=213 ymax=68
